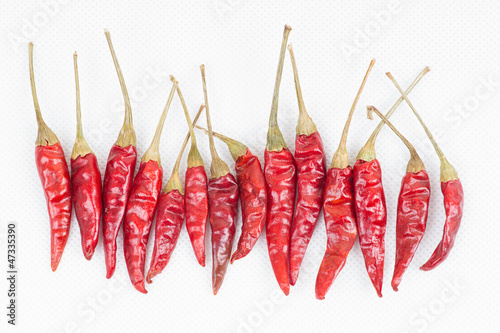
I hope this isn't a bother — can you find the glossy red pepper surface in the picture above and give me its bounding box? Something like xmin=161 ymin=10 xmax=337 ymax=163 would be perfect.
xmin=123 ymin=160 xmax=163 ymax=293
xmin=71 ymin=153 xmax=102 ymax=260
xmin=185 ymin=165 xmax=209 ymax=267
xmin=315 ymin=166 xmax=357 ymax=299
xmin=421 ymin=179 xmax=463 ymax=271
xmin=264 ymin=147 xmax=296 ymax=295
xmin=392 ymin=170 xmax=430 ymax=291
xmin=289 ymin=131 xmax=326 ymax=285
xmin=102 ymin=144 xmax=137 ymax=278
xmin=231 ymin=149 xmax=267 ymax=263
xmin=353 ymin=158 xmax=387 ymax=297
xmin=35 ymin=143 xmax=72 ymax=271
xmin=208 ymin=173 xmax=239 ymax=295
xmin=146 ymin=189 xmax=185 ymax=283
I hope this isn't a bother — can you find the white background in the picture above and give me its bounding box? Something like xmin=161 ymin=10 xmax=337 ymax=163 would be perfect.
xmin=1 ymin=0 xmax=499 ymax=332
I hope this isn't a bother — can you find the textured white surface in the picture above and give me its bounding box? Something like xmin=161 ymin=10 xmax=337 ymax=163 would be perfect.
xmin=0 ymin=0 xmax=499 ymax=332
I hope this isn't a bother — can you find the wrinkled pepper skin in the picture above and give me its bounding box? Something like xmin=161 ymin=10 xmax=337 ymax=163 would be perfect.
xmin=71 ymin=153 xmax=102 ymax=261
xmin=231 ymin=149 xmax=267 ymax=263
xmin=185 ymin=165 xmax=209 ymax=266
xmin=289 ymin=132 xmax=326 ymax=285
xmin=146 ymin=189 xmax=185 ymax=284
xmin=392 ymin=171 xmax=430 ymax=291
xmin=353 ymin=158 xmax=387 ymax=297
xmin=123 ymin=160 xmax=163 ymax=293
xmin=315 ymin=167 xmax=357 ymax=299
xmin=35 ymin=143 xmax=72 ymax=271
xmin=421 ymin=179 xmax=463 ymax=271
xmin=102 ymin=144 xmax=137 ymax=278
xmin=264 ymin=148 xmax=297 ymax=295
xmin=208 ymin=173 xmax=239 ymax=295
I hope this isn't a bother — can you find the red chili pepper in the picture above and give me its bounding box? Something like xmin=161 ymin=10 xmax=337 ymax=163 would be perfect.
xmin=181 ymin=103 xmax=208 ymax=267
xmin=102 ymin=30 xmax=138 ymax=278
xmin=354 ymin=67 xmax=430 ymax=297
xmin=30 ymin=43 xmax=72 ymax=271
xmin=286 ymin=44 xmax=326 ymax=285
xmin=146 ymin=77 xmax=204 ymax=283
xmin=123 ymin=81 xmax=177 ymax=293
xmin=196 ymin=127 xmax=267 ymax=263
xmin=200 ymin=65 xmax=239 ymax=295
xmin=367 ymin=106 xmax=430 ymax=292
xmin=265 ymin=25 xmax=296 ymax=295
xmin=316 ymin=59 xmax=375 ymax=300
xmin=70 ymin=53 xmax=102 ymax=260
xmin=385 ymin=73 xmax=464 ymax=271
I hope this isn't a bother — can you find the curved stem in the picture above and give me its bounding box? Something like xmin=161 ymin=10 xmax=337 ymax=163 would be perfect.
xmin=141 ymin=82 xmax=177 ymax=164
xmin=386 ymin=72 xmax=444 ymax=160
xmin=386 ymin=72 xmax=458 ymax=181
xmin=29 ymin=42 xmax=58 ymax=146
xmin=105 ymin=30 xmax=136 ymax=147
xmin=200 ymin=65 xmax=230 ymax=179
xmin=267 ymin=25 xmax=292 ymax=151
xmin=357 ymin=66 xmax=430 ymax=161
xmin=29 ymin=43 xmax=43 ymax=125
xmin=287 ymin=44 xmax=316 ymax=136
xmin=196 ymin=126 xmax=247 ymax=161
xmin=330 ymin=59 xmax=375 ymax=169
xmin=367 ymin=106 xmax=425 ymax=173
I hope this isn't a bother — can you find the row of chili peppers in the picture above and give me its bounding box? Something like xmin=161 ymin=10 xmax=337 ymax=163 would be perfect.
xmin=31 ymin=26 xmax=463 ymax=298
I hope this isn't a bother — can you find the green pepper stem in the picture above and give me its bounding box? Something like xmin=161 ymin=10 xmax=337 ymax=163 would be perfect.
xmin=105 ymin=29 xmax=136 ymax=147
xmin=267 ymin=25 xmax=292 ymax=151
xmin=367 ymin=106 xmax=425 ymax=173
xmin=357 ymin=66 xmax=430 ymax=162
xmin=287 ymin=44 xmax=317 ymax=136
xmin=386 ymin=72 xmax=458 ymax=181
xmin=330 ymin=59 xmax=375 ymax=169
xmin=200 ymin=65 xmax=230 ymax=179
xmin=29 ymin=42 xmax=59 ymax=146
xmin=142 ymin=81 xmax=177 ymax=165
xmin=71 ymin=52 xmax=92 ymax=159
xmin=196 ymin=126 xmax=247 ymax=161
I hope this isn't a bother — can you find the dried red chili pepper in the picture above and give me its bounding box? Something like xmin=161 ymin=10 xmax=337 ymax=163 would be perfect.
xmin=196 ymin=127 xmax=267 ymax=263
xmin=177 ymin=96 xmax=207 ymax=267
xmin=386 ymin=73 xmax=464 ymax=271
xmin=146 ymin=77 xmax=204 ymax=283
xmin=354 ymin=67 xmax=430 ymax=297
xmin=30 ymin=42 xmax=72 ymax=272
xmin=70 ymin=52 xmax=102 ymax=261
xmin=102 ymin=30 xmax=138 ymax=278
xmin=367 ymin=106 xmax=430 ymax=292
xmin=315 ymin=59 xmax=375 ymax=300
xmin=123 ymin=81 xmax=177 ymax=293
xmin=286 ymin=44 xmax=326 ymax=285
xmin=200 ymin=65 xmax=239 ymax=295
xmin=264 ymin=25 xmax=296 ymax=295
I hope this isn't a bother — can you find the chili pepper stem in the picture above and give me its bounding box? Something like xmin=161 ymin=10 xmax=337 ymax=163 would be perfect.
xmin=29 ymin=42 xmax=59 ymax=146
xmin=172 ymin=76 xmax=205 ymax=168
xmin=385 ymin=72 xmax=458 ymax=182
xmin=331 ymin=59 xmax=376 ymax=169
xmin=267 ymin=25 xmax=292 ymax=152
xmin=356 ymin=67 xmax=430 ymax=162
xmin=142 ymin=82 xmax=178 ymax=165
xmin=104 ymin=29 xmax=136 ymax=148
xmin=200 ymin=65 xmax=230 ymax=179
xmin=196 ymin=126 xmax=247 ymax=161
xmin=164 ymin=78 xmax=206 ymax=194
xmin=71 ymin=52 xmax=93 ymax=159
xmin=287 ymin=44 xmax=317 ymax=136
xmin=367 ymin=106 xmax=425 ymax=173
